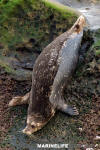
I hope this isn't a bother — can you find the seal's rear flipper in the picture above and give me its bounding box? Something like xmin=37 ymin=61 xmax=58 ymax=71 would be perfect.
xmin=58 ymin=104 xmax=79 ymax=116
xmin=9 ymin=92 xmax=30 ymax=107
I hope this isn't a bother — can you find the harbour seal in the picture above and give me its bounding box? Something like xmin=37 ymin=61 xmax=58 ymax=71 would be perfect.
xmin=9 ymin=15 xmax=86 ymax=135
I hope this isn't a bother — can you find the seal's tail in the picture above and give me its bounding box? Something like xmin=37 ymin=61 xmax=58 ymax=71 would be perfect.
xmin=8 ymin=92 xmax=30 ymax=107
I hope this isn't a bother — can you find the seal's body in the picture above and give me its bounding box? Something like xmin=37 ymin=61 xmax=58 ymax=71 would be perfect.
xmin=9 ymin=16 xmax=86 ymax=135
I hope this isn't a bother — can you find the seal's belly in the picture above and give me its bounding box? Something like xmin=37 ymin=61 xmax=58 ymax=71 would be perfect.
xmin=57 ymin=31 xmax=83 ymax=78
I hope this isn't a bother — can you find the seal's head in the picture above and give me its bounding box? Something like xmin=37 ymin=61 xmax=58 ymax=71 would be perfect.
xmin=22 ymin=115 xmax=45 ymax=135
xmin=71 ymin=15 xmax=86 ymax=33
xmin=22 ymin=108 xmax=55 ymax=135
xmin=22 ymin=124 xmax=37 ymax=135
xmin=22 ymin=123 xmax=43 ymax=135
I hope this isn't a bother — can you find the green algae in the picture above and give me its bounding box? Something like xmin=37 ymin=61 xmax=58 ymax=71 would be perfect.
xmin=0 ymin=0 xmax=79 ymax=77
xmin=0 ymin=0 xmax=78 ymax=54
xmin=92 ymin=30 xmax=100 ymax=57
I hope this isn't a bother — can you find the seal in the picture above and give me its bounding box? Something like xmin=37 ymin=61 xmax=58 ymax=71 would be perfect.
xmin=9 ymin=15 xmax=86 ymax=135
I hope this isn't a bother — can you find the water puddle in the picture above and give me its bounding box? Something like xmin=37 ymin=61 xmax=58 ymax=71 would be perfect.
xmin=7 ymin=109 xmax=82 ymax=149
xmin=78 ymin=4 xmax=100 ymax=30
xmin=50 ymin=0 xmax=100 ymax=30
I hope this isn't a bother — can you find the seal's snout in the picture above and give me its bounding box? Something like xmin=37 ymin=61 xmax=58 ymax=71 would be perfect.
xmin=22 ymin=125 xmax=38 ymax=135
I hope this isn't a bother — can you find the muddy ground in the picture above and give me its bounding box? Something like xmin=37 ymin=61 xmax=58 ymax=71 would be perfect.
xmin=0 ymin=32 xmax=100 ymax=149
xmin=0 ymin=68 xmax=31 ymax=150
xmin=0 ymin=0 xmax=100 ymax=150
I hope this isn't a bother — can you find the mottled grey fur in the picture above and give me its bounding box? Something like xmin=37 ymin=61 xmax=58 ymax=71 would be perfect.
xmin=50 ymin=31 xmax=83 ymax=115
xmin=9 ymin=16 xmax=85 ymax=134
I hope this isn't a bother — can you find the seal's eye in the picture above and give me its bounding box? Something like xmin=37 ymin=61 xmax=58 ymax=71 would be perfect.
xmin=75 ymin=24 xmax=80 ymax=30
xmin=31 ymin=125 xmax=35 ymax=128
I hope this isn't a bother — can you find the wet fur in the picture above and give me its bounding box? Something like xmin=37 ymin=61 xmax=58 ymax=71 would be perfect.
xmin=27 ymin=29 xmax=73 ymax=125
xmin=9 ymin=16 xmax=85 ymax=134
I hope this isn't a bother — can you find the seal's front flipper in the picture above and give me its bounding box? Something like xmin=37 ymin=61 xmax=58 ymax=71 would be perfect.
xmin=9 ymin=92 xmax=30 ymax=107
xmin=59 ymin=104 xmax=79 ymax=116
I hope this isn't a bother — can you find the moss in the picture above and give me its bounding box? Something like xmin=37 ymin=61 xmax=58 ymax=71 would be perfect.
xmin=0 ymin=58 xmax=15 ymax=74
xmin=43 ymin=0 xmax=79 ymax=18
xmin=95 ymin=50 xmax=100 ymax=56
xmin=92 ymin=30 xmax=100 ymax=56
xmin=94 ymin=40 xmax=100 ymax=47
xmin=0 ymin=0 xmax=78 ymax=55
xmin=0 ymin=0 xmax=79 ymax=80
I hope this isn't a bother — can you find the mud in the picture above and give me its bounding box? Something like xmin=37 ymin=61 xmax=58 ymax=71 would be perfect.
xmin=0 ymin=29 xmax=100 ymax=149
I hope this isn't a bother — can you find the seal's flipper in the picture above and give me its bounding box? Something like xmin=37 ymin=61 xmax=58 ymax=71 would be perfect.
xmin=59 ymin=104 xmax=79 ymax=116
xmin=9 ymin=92 xmax=30 ymax=107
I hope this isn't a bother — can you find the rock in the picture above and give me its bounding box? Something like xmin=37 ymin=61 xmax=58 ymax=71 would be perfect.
xmin=0 ymin=0 xmax=80 ymax=81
